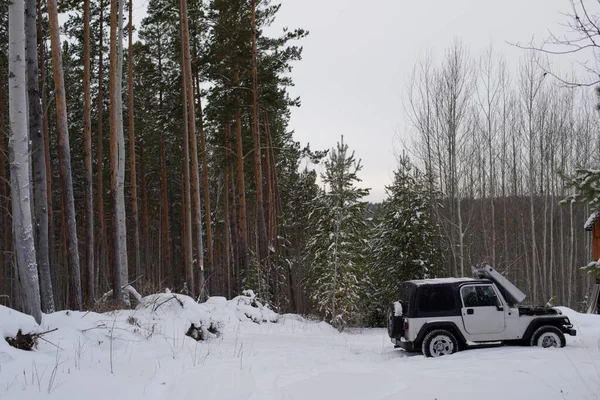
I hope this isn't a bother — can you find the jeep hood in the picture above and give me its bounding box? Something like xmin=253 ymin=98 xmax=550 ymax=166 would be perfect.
xmin=473 ymin=265 xmax=527 ymax=305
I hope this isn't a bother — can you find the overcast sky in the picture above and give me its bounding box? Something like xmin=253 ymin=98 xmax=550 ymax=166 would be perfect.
xmin=132 ymin=0 xmax=588 ymax=202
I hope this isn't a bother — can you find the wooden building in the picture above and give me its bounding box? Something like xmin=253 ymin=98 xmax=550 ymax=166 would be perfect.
xmin=584 ymin=211 xmax=600 ymax=313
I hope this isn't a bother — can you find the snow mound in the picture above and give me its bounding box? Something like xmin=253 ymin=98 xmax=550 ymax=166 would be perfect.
xmin=0 ymin=305 xmax=41 ymax=353
xmin=227 ymin=289 xmax=279 ymax=324
xmin=0 ymin=305 xmax=41 ymax=338
xmin=137 ymin=292 xmax=220 ymax=341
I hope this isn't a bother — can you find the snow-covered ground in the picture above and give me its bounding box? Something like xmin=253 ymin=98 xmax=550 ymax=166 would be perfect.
xmin=1 ymin=293 xmax=600 ymax=400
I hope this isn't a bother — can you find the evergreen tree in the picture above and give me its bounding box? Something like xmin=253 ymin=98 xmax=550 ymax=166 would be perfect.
xmin=305 ymin=136 xmax=369 ymax=331
xmin=365 ymin=155 xmax=441 ymax=326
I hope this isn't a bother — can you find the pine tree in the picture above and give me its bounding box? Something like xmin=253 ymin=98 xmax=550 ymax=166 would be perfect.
xmin=366 ymin=155 xmax=440 ymax=326
xmin=305 ymin=136 xmax=369 ymax=331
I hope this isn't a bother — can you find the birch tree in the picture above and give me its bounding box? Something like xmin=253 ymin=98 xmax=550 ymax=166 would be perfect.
xmin=25 ymin=0 xmax=53 ymax=312
xmin=128 ymin=0 xmax=140 ymax=282
xmin=109 ymin=0 xmax=129 ymax=305
xmin=8 ymin=0 xmax=42 ymax=323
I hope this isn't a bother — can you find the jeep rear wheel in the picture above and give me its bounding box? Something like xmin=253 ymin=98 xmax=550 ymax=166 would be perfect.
xmin=422 ymin=329 xmax=458 ymax=358
xmin=530 ymin=325 xmax=566 ymax=348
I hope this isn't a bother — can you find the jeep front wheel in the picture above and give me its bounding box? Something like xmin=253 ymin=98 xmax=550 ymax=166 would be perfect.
xmin=530 ymin=325 xmax=566 ymax=348
xmin=422 ymin=329 xmax=458 ymax=358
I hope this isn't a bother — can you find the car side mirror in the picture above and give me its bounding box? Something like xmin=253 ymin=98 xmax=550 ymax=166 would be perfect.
xmin=496 ymin=305 xmax=504 ymax=311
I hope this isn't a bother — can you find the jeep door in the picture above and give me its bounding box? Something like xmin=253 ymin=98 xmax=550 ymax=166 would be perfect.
xmin=460 ymin=284 xmax=506 ymax=335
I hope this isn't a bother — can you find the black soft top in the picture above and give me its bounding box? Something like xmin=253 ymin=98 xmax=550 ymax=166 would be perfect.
xmin=398 ymin=278 xmax=495 ymax=318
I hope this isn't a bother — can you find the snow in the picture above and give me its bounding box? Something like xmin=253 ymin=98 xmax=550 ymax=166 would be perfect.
xmin=409 ymin=277 xmax=477 ymax=285
xmin=585 ymin=211 xmax=599 ymax=231
xmin=2 ymin=296 xmax=600 ymax=399
xmin=0 ymin=305 xmax=41 ymax=357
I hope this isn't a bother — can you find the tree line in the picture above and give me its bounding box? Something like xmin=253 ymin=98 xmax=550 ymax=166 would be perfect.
xmin=1 ymin=0 xmax=598 ymax=327
xmin=405 ymin=41 xmax=599 ymax=311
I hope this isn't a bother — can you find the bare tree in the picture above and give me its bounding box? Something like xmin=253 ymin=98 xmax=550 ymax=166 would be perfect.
xmin=515 ymin=0 xmax=600 ymax=88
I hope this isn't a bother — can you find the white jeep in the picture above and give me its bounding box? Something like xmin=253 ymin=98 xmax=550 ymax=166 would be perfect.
xmin=387 ymin=265 xmax=577 ymax=357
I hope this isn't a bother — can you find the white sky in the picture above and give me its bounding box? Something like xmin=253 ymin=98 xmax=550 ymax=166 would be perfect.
xmin=131 ymin=0 xmax=592 ymax=202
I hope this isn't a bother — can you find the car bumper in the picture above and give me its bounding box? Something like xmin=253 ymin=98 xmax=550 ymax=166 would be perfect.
xmin=392 ymin=338 xmax=418 ymax=351
xmin=563 ymin=327 xmax=577 ymax=336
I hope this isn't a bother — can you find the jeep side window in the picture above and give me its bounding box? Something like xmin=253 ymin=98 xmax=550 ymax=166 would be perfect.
xmin=461 ymin=285 xmax=499 ymax=308
xmin=417 ymin=285 xmax=455 ymax=313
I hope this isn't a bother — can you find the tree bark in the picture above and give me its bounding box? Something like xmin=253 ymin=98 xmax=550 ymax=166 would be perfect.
xmin=224 ymin=122 xmax=240 ymax=293
xmin=139 ymin=143 xmax=150 ymax=283
xmin=38 ymin=0 xmax=55 ymax=303
xmin=179 ymin=21 xmax=194 ymax=296
xmin=8 ymin=0 xmax=43 ymax=322
xmin=234 ymin=68 xmax=248 ymax=280
xmin=83 ymin=0 xmax=95 ymax=306
xmin=251 ymin=0 xmax=269 ymax=264
xmin=26 ymin=0 xmax=54 ymax=313
xmin=195 ymin=73 xmax=212 ymax=289
xmin=0 ymin=69 xmax=5 ymax=296
xmin=109 ymin=0 xmax=128 ymax=304
xmin=180 ymin=0 xmax=203 ymax=299
xmin=224 ymin=166 xmax=232 ymax=299
xmin=96 ymin=0 xmax=106 ymax=298
xmin=128 ymin=0 xmax=141 ymax=282
xmin=116 ymin=0 xmax=129 ymax=305
xmin=48 ymin=0 xmax=83 ymax=310
xmin=160 ymin=136 xmax=172 ymax=289
xmin=230 ymin=165 xmax=241 ymax=293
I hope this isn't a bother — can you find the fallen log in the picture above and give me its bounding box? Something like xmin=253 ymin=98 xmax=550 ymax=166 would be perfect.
xmin=5 ymin=328 xmax=58 ymax=351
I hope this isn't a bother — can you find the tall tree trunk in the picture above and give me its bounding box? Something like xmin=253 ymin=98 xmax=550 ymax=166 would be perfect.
xmin=96 ymin=0 xmax=106 ymax=297
xmin=234 ymin=68 xmax=248 ymax=280
xmin=230 ymin=165 xmax=241 ymax=293
xmin=128 ymin=0 xmax=141 ymax=282
xmin=160 ymin=136 xmax=172 ymax=289
xmin=569 ymin=201 xmax=574 ymax=307
xmin=116 ymin=0 xmax=128 ymax=304
xmin=180 ymin=0 xmax=203 ymax=299
xmin=0 ymin=70 xmax=5 ymax=296
xmin=195 ymin=74 xmax=213 ymax=288
xmin=83 ymin=0 xmax=95 ymax=306
xmin=109 ymin=0 xmax=128 ymax=304
xmin=224 ymin=166 xmax=232 ymax=299
xmin=139 ymin=143 xmax=150 ymax=284
xmin=26 ymin=0 xmax=54 ymax=313
xmin=179 ymin=23 xmax=194 ymax=296
xmin=38 ymin=0 xmax=55 ymax=302
xmin=8 ymin=0 xmax=43 ymax=322
xmin=265 ymin=112 xmax=281 ymax=241
xmin=48 ymin=0 xmax=83 ymax=310
xmin=263 ymin=114 xmax=273 ymax=243
xmin=251 ymin=0 xmax=269 ymax=264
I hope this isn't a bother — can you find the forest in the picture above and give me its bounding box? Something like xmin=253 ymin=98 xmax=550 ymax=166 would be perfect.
xmin=1 ymin=0 xmax=600 ymax=332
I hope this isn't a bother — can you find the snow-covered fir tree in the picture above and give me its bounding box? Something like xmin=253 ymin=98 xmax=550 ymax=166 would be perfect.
xmin=305 ymin=136 xmax=369 ymax=331
xmin=365 ymin=154 xmax=440 ymax=326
